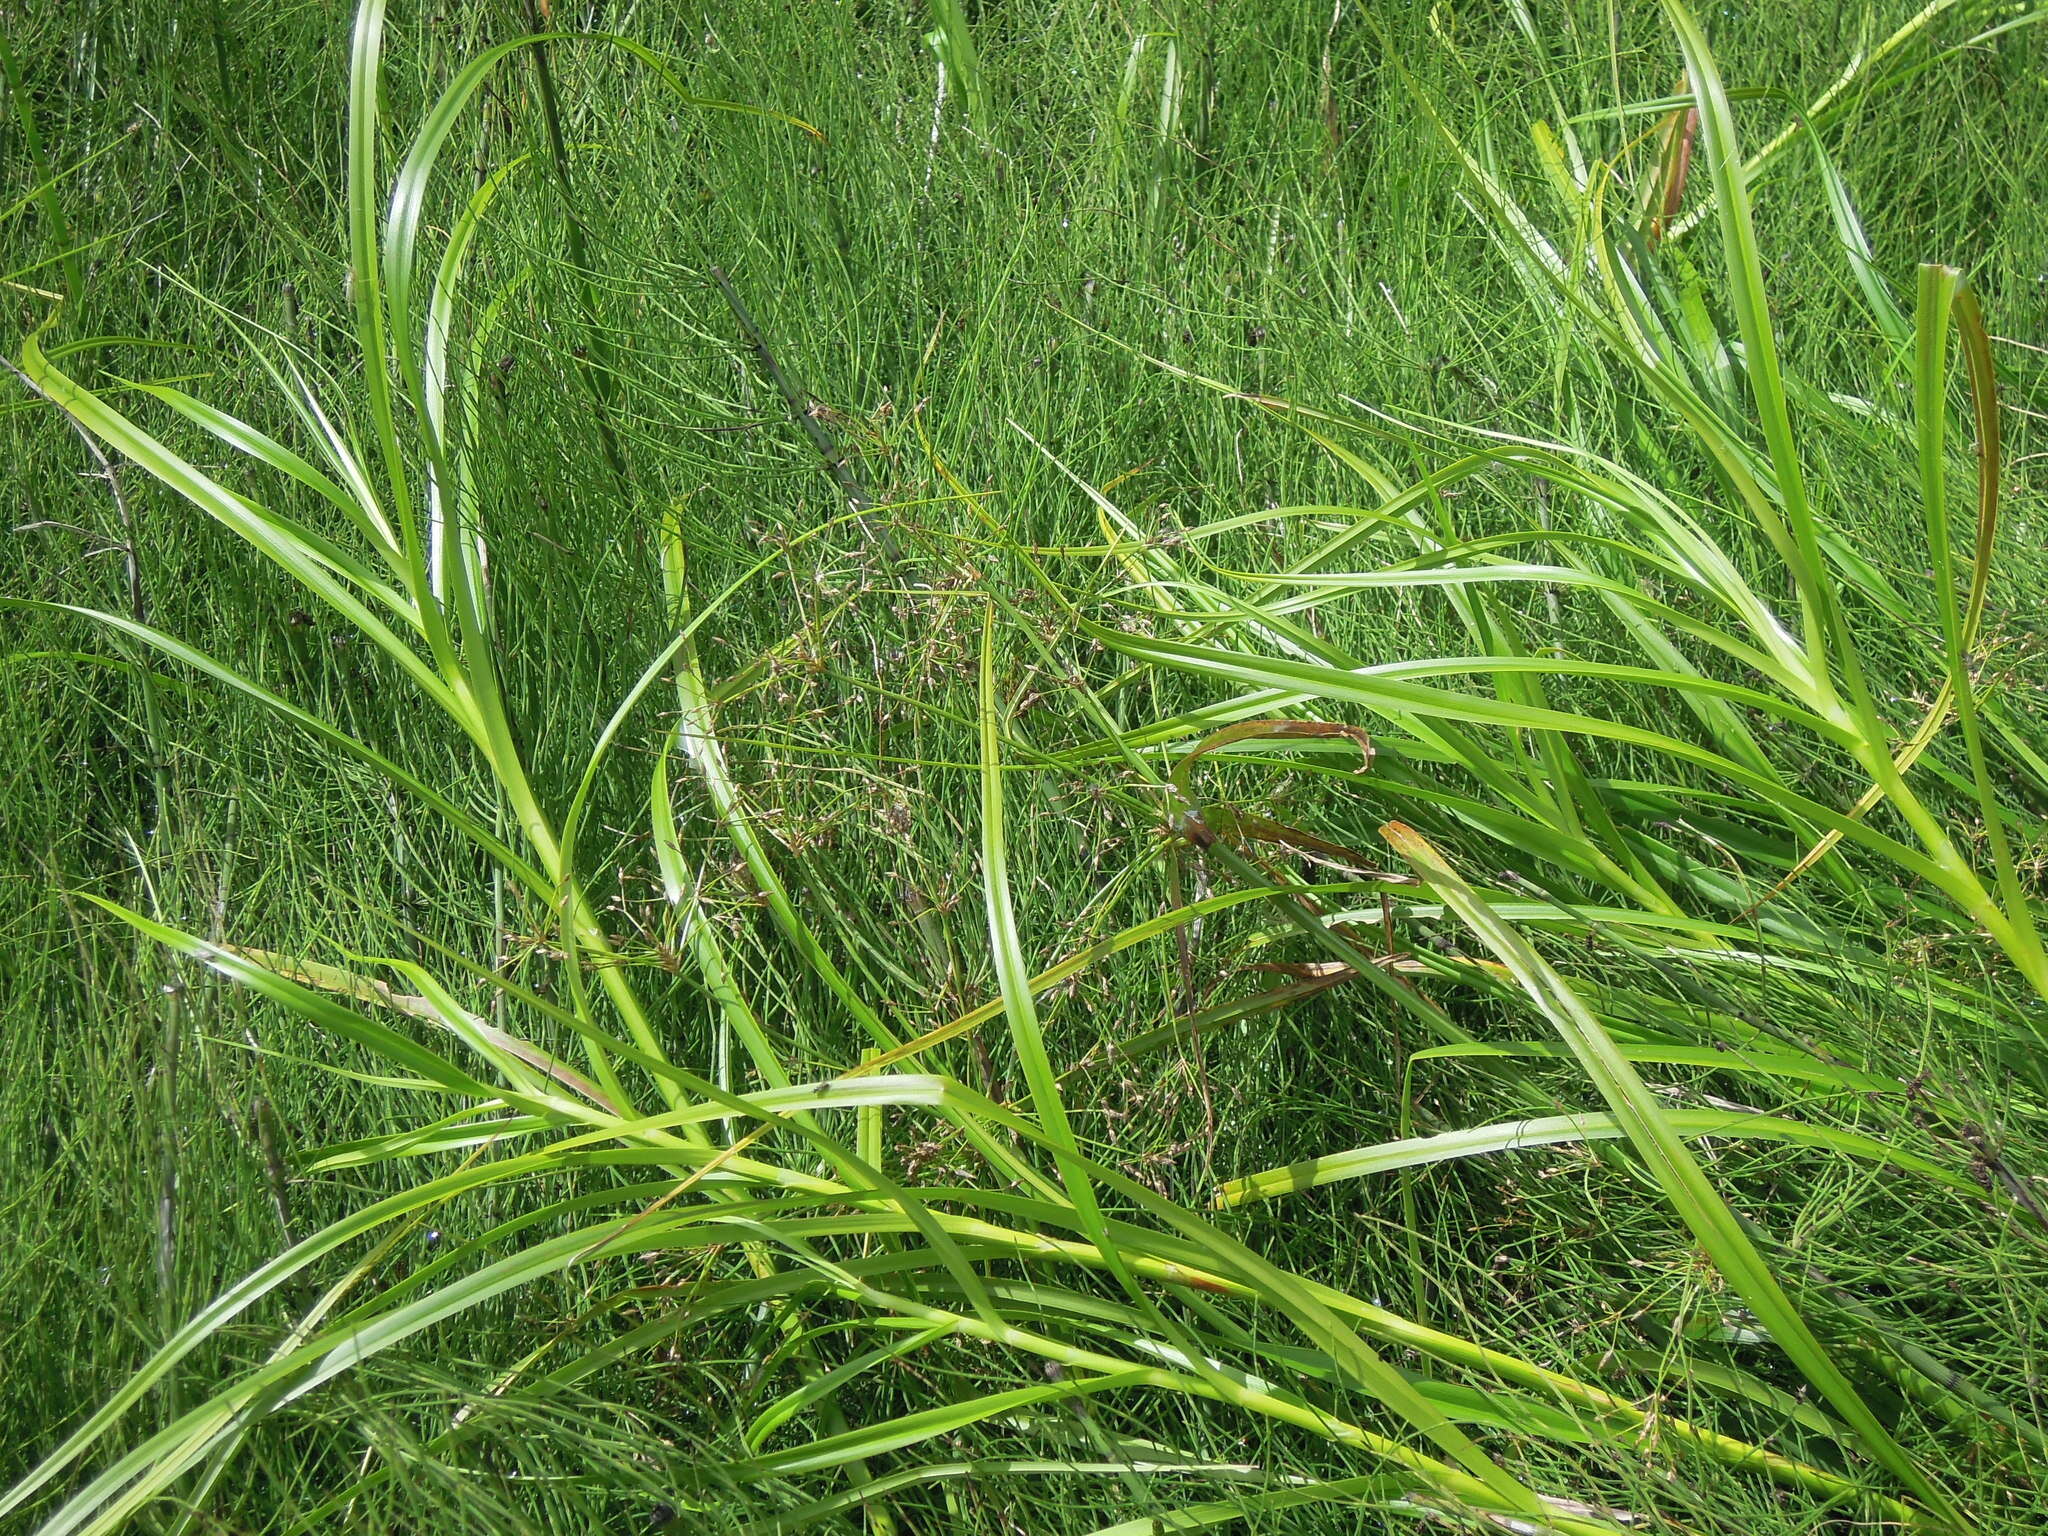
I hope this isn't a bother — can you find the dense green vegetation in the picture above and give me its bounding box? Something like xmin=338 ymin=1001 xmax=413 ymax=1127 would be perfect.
xmin=6 ymin=1 xmax=2048 ymax=1531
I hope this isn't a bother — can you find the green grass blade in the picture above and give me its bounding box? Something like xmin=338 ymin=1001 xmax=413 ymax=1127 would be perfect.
xmin=1384 ymin=821 xmax=1972 ymax=1531
xmin=1219 ymin=1107 xmax=1979 ymax=1208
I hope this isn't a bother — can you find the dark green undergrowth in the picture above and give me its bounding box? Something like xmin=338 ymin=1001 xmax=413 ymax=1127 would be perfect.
xmin=5 ymin=2 xmax=2048 ymax=1533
